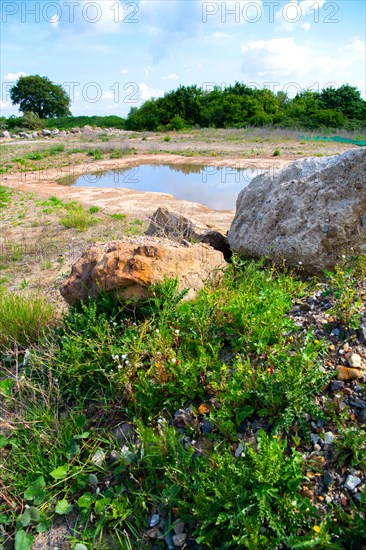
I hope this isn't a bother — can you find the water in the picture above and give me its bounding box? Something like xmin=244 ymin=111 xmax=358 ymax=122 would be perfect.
xmin=58 ymin=163 xmax=265 ymax=210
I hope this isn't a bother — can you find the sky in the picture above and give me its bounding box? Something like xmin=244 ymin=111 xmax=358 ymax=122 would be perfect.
xmin=1 ymin=0 xmax=365 ymax=117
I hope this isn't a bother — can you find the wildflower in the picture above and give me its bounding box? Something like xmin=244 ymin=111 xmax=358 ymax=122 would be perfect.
xmin=125 ymin=360 xmax=130 ymax=365
xmin=112 ymin=321 xmax=117 ymax=327
xmin=298 ymin=261 xmax=303 ymax=265
xmin=156 ymin=329 xmax=160 ymax=334
xmin=112 ymin=354 xmax=119 ymax=361
xmin=174 ymin=329 xmax=179 ymax=335
xmin=171 ymin=358 xmax=177 ymax=363
xmin=248 ymin=369 xmax=253 ymax=375
xmin=314 ymin=339 xmax=320 ymax=344
xmin=121 ymin=354 xmax=127 ymax=360
xmin=313 ymin=525 xmax=321 ymax=533
xmin=117 ymin=364 xmax=122 ymax=369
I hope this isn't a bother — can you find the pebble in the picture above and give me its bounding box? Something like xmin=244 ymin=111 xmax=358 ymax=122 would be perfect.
xmin=323 ymin=471 xmax=334 ymax=488
xmin=311 ymin=433 xmax=320 ymax=444
xmin=235 ymin=443 xmax=245 ymax=458
xmin=345 ymin=475 xmax=361 ymax=491
xmin=349 ymin=353 xmax=362 ymax=369
xmin=150 ymin=514 xmax=160 ymax=527
xmin=200 ymin=419 xmax=213 ymax=434
xmin=91 ymin=449 xmax=106 ymax=466
xmin=173 ymin=534 xmax=187 ymax=546
xmin=324 ymin=432 xmax=334 ymax=444
xmin=313 ymin=444 xmax=321 ymax=452
xmin=173 ymin=520 xmax=185 ymax=535
xmin=336 ymin=366 xmax=361 ymax=381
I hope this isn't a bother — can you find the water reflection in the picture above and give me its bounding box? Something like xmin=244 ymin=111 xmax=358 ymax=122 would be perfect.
xmin=58 ymin=163 xmax=266 ymax=210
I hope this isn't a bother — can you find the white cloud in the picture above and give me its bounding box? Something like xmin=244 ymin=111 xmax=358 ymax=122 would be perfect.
xmin=241 ymin=36 xmax=366 ymax=95
xmin=139 ymin=83 xmax=164 ymax=101
xmin=162 ymin=73 xmax=178 ymax=81
xmin=121 ymin=69 xmax=129 ymax=75
xmin=276 ymin=0 xmax=326 ymax=31
xmin=51 ymin=0 xmax=125 ymax=35
xmin=4 ymin=71 xmax=27 ymax=81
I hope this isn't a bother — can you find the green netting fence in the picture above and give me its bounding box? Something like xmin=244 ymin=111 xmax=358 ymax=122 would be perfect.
xmin=301 ymin=136 xmax=366 ymax=146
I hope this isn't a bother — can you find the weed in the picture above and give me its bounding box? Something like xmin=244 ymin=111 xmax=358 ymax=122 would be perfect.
xmin=111 ymin=213 xmax=127 ymax=222
xmin=87 ymin=148 xmax=103 ymax=161
xmin=88 ymin=206 xmax=100 ymax=214
xmin=273 ymin=149 xmax=281 ymax=156
xmin=59 ymin=204 xmax=100 ymax=231
xmin=0 ymin=185 xmax=11 ymax=208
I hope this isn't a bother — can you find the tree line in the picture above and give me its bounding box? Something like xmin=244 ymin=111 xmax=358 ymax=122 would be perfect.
xmin=125 ymin=83 xmax=366 ymax=131
xmin=2 ymin=75 xmax=365 ymax=132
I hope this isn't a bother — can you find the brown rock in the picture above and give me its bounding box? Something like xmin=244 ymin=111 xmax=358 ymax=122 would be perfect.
xmin=60 ymin=237 xmax=226 ymax=305
xmin=336 ymin=366 xmax=362 ymax=381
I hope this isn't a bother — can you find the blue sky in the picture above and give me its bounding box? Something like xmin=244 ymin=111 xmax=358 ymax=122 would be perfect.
xmin=1 ymin=0 xmax=365 ymax=117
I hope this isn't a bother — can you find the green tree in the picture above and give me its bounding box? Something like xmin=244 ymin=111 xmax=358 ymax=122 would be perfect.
xmin=10 ymin=75 xmax=71 ymax=118
xmin=320 ymin=84 xmax=365 ymax=119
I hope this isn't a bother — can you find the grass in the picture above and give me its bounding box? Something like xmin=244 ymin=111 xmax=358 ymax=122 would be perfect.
xmin=59 ymin=203 xmax=100 ymax=231
xmin=1 ymin=254 xmax=365 ymax=548
xmin=0 ymin=290 xmax=57 ymax=350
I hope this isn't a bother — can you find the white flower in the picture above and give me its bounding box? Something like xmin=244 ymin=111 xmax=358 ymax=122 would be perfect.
xmin=112 ymin=321 xmax=117 ymax=326
xmin=156 ymin=329 xmax=160 ymax=334
xmin=171 ymin=358 xmax=177 ymax=364
xmin=117 ymin=364 xmax=122 ymax=369
xmin=174 ymin=329 xmax=180 ymax=335
xmin=121 ymin=354 xmax=127 ymax=360
xmin=125 ymin=360 xmax=130 ymax=365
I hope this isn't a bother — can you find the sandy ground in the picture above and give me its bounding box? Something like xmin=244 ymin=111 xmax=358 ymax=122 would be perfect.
xmin=1 ymin=153 xmax=291 ymax=230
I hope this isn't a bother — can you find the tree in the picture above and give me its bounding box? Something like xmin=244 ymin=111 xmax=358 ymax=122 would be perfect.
xmin=10 ymin=75 xmax=71 ymax=118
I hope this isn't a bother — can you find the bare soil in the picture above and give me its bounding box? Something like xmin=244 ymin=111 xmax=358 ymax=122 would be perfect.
xmin=0 ymin=128 xmax=360 ymax=299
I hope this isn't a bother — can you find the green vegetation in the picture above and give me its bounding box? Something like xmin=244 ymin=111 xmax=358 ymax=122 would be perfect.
xmin=59 ymin=203 xmax=100 ymax=231
xmin=1 ymin=254 xmax=365 ymax=548
xmin=0 ymin=290 xmax=57 ymax=349
xmin=10 ymin=75 xmax=71 ymax=118
xmin=125 ymin=83 xmax=366 ymax=131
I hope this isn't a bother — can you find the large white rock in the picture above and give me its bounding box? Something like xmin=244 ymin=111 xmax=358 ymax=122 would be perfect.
xmin=228 ymin=148 xmax=366 ymax=273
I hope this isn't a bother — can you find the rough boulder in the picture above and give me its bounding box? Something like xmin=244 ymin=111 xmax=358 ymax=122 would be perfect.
xmin=146 ymin=207 xmax=231 ymax=259
xmin=60 ymin=237 xmax=226 ymax=305
xmin=228 ymin=148 xmax=366 ymax=273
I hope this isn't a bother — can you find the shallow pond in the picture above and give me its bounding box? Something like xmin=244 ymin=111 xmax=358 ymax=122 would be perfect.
xmin=58 ymin=163 xmax=265 ymax=210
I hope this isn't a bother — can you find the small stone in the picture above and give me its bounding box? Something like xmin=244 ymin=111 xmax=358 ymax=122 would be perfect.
xmin=324 ymin=432 xmax=334 ymax=444
xmin=173 ymin=534 xmax=187 ymax=546
xmin=235 ymin=443 xmax=245 ymax=458
xmin=336 ymin=366 xmax=362 ymax=381
xmin=343 ymin=387 xmax=352 ymax=396
xmin=150 ymin=514 xmax=160 ymax=527
xmin=314 ymin=443 xmax=321 ymax=452
xmin=113 ymin=422 xmax=136 ymax=443
xmin=343 ymin=343 xmax=350 ymax=352
xmin=91 ymin=449 xmax=106 ymax=466
xmin=349 ymin=353 xmax=362 ymax=369
xmin=301 ymin=488 xmax=314 ymax=499
xmin=311 ymin=433 xmax=320 ymax=444
xmin=200 ymin=419 xmax=213 ymax=434
xmin=329 ymin=380 xmax=345 ymax=391
xmin=198 ymin=403 xmax=211 ymax=414
xmin=328 ymin=344 xmax=336 ymax=351
xmin=173 ymin=520 xmax=185 ymax=535
xmin=345 ymin=475 xmax=361 ymax=491
xmin=341 ymin=495 xmax=348 ymax=507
